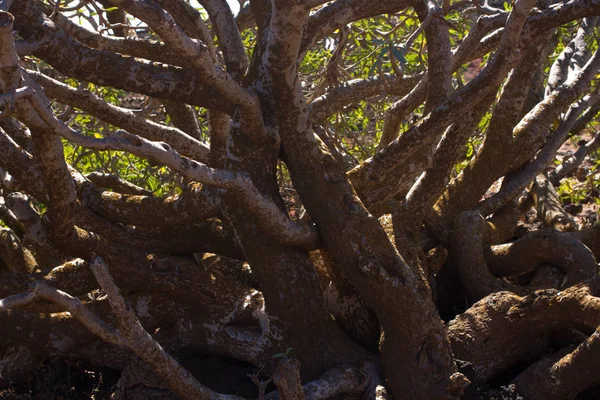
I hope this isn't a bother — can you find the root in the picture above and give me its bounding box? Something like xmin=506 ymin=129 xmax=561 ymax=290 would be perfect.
xmin=449 ymin=279 xmax=600 ymax=383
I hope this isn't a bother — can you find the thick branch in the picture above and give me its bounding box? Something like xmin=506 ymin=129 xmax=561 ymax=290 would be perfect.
xmin=196 ymin=0 xmax=249 ymax=78
xmin=485 ymin=228 xmax=597 ymax=285
xmin=89 ymin=256 xmax=246 ymax=400
xmin=31 ymin=71 xmax=211 ymax=163
xmin=299 ymin=0 xmax=419 ymax=56
xmin=106 ymin=0 xmax=260 ymax=128
xmin=350 ymin=0 xmax=537 ymax=209
xmin=531 ymin=173 xmax=578 ymax=231
xmin=309 ymin=74 xmax=420 ymax=123
xmin=85 ymin=172 xmax=152 ymax=196
xmin=24 ymin=89 xmax=318 ymax=249
xmin=11 ymin=1 xmax=236 ymax=112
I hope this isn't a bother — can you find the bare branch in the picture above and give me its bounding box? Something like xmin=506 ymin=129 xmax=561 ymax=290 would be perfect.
xmin=546 ymin=17 xmax=596 ymax=96
xmin=0 ymin=124 xmax=46 ymax=200
xmin=310 ymin=74 xmax=421 ymax=122
xmin=89 ymin=256 xmax=246 ymax=400
xmin=106 ymin=0 xmax=260 ymax=128
xmin=550 ymin=129 xmax=600 ymax=185
xmin=208 ymin=110 xmax=230 ymax=166
xmin=300 ymin=0 xmax=419 ymax=57
xmin=514 ymin=323 xmax=600 ymax=400
xmin=85 ymin=172 xmax=152 ymax=196
xmin=485 ymin=228 xmax=597 ymax=284
xmin=531 ymin=174 xmax=578 ymax=231
xmin=195 ymin=0 xmax=249 ymax=78
xmin=449 ymin=281 xmax=600 ymax=383
xmin=415 ymin=0 xmax=452 ymax=113
xmin=477 ymin=51 xmax=600 ymax=215
xmin=0 ymin=280 xmax=123 ymax=345
xmin=350 ymin=0 xmax=537 ymax=209
xmin=0 ymin=195 xmax=24 ymax=235
xmin=401 ymin=92 xmax=495 ymax=221
xmin=149 ymin=0 xmax=217 ymax=59
xmin=11 ymin=1 xmax=237 ymax=112
xmin=49 ymin=10 xmax=188 ymax=66
xmin=451 ymin=211 xmax=515 ymax=302
xmin=30 ymin=71 xmax=211 ymax=163
xmin=24 ymin=89 xmax=319 ymax=250
xmin=75 ymin=175 xmax=220 ymax=228
xmin=0 ymin=14 xmax=77 ymax=244
xmin=0 ymin=227 xmax=38 ymax=274
xmin=266 ymin=364 xmax=368 ymax=400
xmin=162 ymin=99 xmax=204 ymax=141
xmin=271 ymin=358 xmax=306 ymax=400
xmin=376 ymin=12 xmax=507 ymax=151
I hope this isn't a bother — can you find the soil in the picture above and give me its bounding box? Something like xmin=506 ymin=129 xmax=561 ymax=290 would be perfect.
xmin=0 ymin=354 xmax=262 ymax=400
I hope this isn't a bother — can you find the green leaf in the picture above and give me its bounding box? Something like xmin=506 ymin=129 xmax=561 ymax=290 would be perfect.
xmin=390 ymin=46 xmax=407 ymax=64
xmin=466 ymin=142 xmax=474 ymax=158
xmin=367 ymin=47 xmax=388 ymax=76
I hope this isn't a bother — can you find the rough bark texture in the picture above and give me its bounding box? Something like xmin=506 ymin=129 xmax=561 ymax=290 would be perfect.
xmin=1 ymin=1 xmax=600 ymax=400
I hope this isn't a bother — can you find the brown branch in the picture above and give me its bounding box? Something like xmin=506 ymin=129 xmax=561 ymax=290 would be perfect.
xmin=485 ymin=228 xmax=597 ymax=285
xmin=451 ymin=211 xmax=516 ymax=302
xmin=546 ymin=18 xmax=595 ymax=96
xmin=415 ymin=0 xmax=452 ymax=113
xmin=0 ymin=126 xmax=46 ymax=200
xmin=23 ymin=87 xmax=318 ymax=250
xmin=11 ymin=1 xmax=235 ymax=112
xmin=476 ymin=54 xmax=600 ymax=216
xmin=208 ymin=110 xmax=230 ymax=166
xmin=0 ymin=116 xmax=34 ymax=153
xmin=299 ymin=0 xmax=419 ymax=57
xmin=401 ymin=92 xmax=495 ymax=222
xmin=4 ymin=192 xmax=64 ymax=268
xmin=75 ymin=175 xmax=219 ymax=227
xmin=0 ymin=268 xmax=256 ymax=399
xmin=0 ymin=196 xmax=25 ymax=236
xmin=148 ymin=0 xmax=217 ymax=59
xmin=236 ymin=3 xmax=255 ymax=31
xmin=106 ymin=0 xmax=261 ymax=131
xmin=29 ymin=70 xmax=211 ymax=163
xmin=49 ymin=10 xmax=187 ymax=66
xmin=85 ymin=172 xmax=152 ymax=196
xmin=437 ymin=33 xmax=597 ymax=223
xmin=267 ymin=0 xmax=462 ymax=396
xmin=514 ymin=323 xmax=600 ymax=399
xmin=0 ymin=16 xmax=78 ymax=244
xmin=350 ymin=0 xmax=537 ymax=210
xmin=0 ymin=280 xmax=124 ymax=345
xmin=271 ymin=358 xmax=306 ymax=400
xmin=375 ymin=12 xmax=506 ymax=152
xmin=162 ymin=99 xmax=203 ymax=141
xmin=263 ymin=360 xmax=371 ymax=400
xmin=0 ymin=10 xmax=20 ymax=93
xmin=449 ymin=279 xmax=600 ymax=383
xmin=195 ymin=0 xmax=249 ymax=78
xmin=0 ymin=227 xmax=38 ymax=274
xmin=309 ymin=74 xmax=421 ymax=123
xmin=531 ymin=173 xmax=578 ymax=231
xmin=89 ymin=256 xmax=246 ymax=400
xmin=550 ymin=106 xmax=600 ymax=185
xmin=514 ymin=53 xmax=600 ymax=151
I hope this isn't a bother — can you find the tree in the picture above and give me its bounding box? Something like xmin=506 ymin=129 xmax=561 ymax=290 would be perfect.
xmin=0 ymin=0 xmax=599 ymax=398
